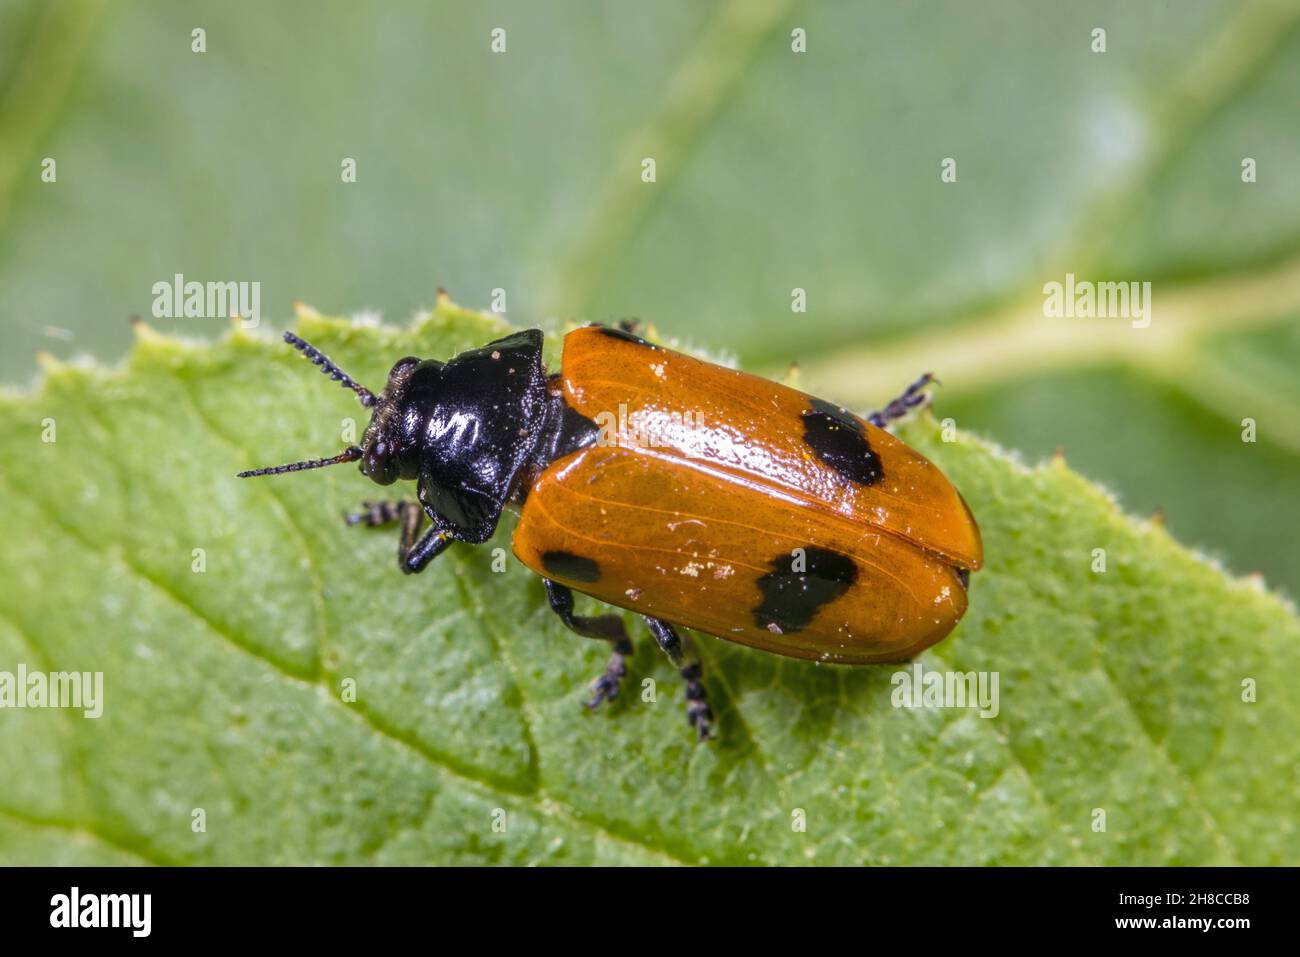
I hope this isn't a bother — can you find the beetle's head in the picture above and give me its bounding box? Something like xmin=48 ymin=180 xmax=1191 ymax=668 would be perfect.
xmin=355 ymin=354 xmax=436 ymax=486
xmin=236 ymin=332 xmax=433 ymax=486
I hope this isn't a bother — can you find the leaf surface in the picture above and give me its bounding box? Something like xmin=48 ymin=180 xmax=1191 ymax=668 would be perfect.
xmin=0 ymin=305 xmax=1295 ymax=865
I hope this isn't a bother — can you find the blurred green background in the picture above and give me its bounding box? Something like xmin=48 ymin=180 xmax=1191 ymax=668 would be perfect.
xmin=2 ymin=0 xmax=1298 ymax=596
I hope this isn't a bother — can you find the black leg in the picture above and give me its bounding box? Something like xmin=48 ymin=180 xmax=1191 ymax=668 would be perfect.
xmin=345 ymin=499 xmax=451 ymax=573
xmin=867 ymin=372 xmax=936 ymax=429
xmin=644 ymin=617 xmax=714 ymax=740
xmin=402 ymin=526 xmax=453 ymax=574
xmin=344 ymin=499 xmax=410 ymax=528
xmin=543 ymin=579 xmax=633 ymax=709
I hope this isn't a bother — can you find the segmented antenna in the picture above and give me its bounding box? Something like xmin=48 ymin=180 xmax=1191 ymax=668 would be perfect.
xmin=237 ymin=446 xmax=363 ymax=478
xmin=283 ymin=332 xmax=376 ymax=406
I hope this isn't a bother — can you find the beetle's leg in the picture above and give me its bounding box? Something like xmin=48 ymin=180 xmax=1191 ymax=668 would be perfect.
xmin=542 ymin=579 xmax=634 ymax=710
xmin=616 ymin=318 xmax=643 ymax=335
xmin=344 ymin=500 xmax=451 ymax=573
xmin=643 ymin=617 xmax=713 ymax=741
xmin=867 ymin=372 xmax=936 ymax=430
xmin=344 ymin=500 xmax=411 ymax=528
xmin=401 ymin=526 xmax=453 ymax=574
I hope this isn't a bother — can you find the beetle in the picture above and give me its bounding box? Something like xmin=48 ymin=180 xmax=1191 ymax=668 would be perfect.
xmin=239 ymin=323 xmax=983 ymax=739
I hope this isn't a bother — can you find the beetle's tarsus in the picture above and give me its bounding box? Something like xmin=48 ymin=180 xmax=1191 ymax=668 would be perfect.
xmin=645 ymin=617 xmax=714 ymax=742
xmin=344 ymin=500 xmax=406 ymax=527
xmin=867 ymin=372 xmax=936 ymax=430
xmin=586 ymin=653 xmax=628 ymax=710
xmin=681 ymin=663 xmax=714 ymax=740
xmin=687 ymin=702 xmax=714 ymax=740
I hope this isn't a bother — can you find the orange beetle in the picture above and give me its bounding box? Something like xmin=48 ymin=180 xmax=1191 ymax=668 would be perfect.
xmin=240 ymin=323 xmax=983 ymax=740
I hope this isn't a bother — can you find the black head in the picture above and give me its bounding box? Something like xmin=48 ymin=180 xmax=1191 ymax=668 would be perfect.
xmin=353 ymin=353 xmax=428 ymax=486
xmin=239 ymin=329 xmax=551 ymax=544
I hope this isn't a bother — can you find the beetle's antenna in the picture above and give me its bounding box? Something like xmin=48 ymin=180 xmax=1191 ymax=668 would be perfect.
xmin=283 ymin=332 xmax=376 ymax=407
xmin=237 ymin=446 xmax=363 ymax=478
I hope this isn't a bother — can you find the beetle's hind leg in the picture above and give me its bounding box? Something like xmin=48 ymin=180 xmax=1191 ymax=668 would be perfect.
xmin=543 ymin=579 xmax=634 ymax=710
xmin=867 ymin=372 xmax=937 ymax=430
xmin=644 ymin=617 xmax=714 ymax=741
xmin=344 ymin=500 xmax=452 ymax=574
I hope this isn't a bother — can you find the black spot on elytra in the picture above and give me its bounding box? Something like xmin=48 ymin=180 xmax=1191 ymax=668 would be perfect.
xmin=955 ymin=567 xmax=970 ymax=590
xmin=593 ymin=323 xmax=657 ymax=349
xmin=753 ymin=546 xmax=858 ymax=634
xmin=541 ymin=550 xmax=602 ymax=582
xmin=801 ymin=398 xmax=884 ymax=486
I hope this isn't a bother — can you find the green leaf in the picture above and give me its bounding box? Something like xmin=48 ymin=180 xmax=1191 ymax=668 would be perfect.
xmin=1 ymin=303 xmax=1296 ymax=865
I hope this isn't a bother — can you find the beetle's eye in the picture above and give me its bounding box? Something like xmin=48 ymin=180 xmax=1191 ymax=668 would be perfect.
xmin=363 ymin=442 xmax=398 ymax=486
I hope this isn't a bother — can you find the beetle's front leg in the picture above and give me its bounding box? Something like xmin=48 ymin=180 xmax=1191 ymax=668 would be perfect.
xmin=542 ymin=579 xmax=634 ymax=709
xmin=344 ymin=499 xmax=452 ymax=573
xmin=644 ymin=617 xmax=713 ymax=740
